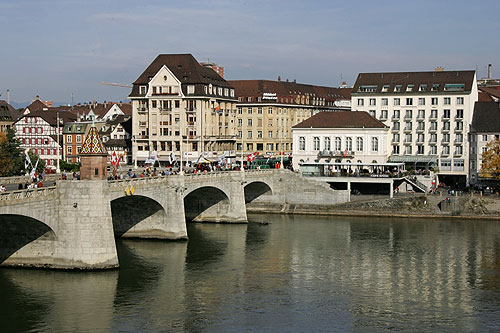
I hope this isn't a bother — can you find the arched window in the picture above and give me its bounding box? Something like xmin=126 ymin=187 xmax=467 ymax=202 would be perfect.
xmin=371 ymin=137 xmax=379 ymax=152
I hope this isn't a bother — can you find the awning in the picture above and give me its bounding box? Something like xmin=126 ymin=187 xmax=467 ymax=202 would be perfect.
xmin=388 ymin=155 xmax=438 ymax=164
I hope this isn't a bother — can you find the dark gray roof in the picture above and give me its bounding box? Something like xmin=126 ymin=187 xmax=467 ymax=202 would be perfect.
xmin=292 ymin=111 xmax=387 ymax=129
xmin=352 ymin=70 xmax=476 ymax=94
xmin=0 ymin=100 xmax=20 ymax=122
xmin=471 ymin=102 xmax=500 ymax=133
xmin=129 ymin=54 xmax=234 ymax=98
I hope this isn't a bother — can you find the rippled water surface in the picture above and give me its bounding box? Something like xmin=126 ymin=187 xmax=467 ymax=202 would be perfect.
xmin=0 ymin=214 xmax=499 ymax=332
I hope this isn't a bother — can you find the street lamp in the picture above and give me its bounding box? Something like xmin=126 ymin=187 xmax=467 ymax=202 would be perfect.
xmin=180 ymin=135 xmax=185 ymax=175
xmin=240 ymin=132 xmax=245 ymax=176
xmin=279 ymin=123 xmax=284 ymax=169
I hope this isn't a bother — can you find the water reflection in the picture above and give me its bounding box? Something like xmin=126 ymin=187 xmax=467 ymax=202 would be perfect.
xmin=0 ymin=215 xmax=499 ymax=332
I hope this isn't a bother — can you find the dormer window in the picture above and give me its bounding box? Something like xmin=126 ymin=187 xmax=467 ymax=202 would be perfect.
xmin=406 ymin=84 xmax=414 ymax=92
xmin=139 ymin=86 xmax=147 ymax=94
xmin=419 ymin=84 xmax=427 ymax=91
xmin=359 ymin=85 xmax=377 ymax=92
xmin=394 ymin=85 xmax=402 ymax=92
xmin=382 ymin=85 xmax=390 ymax=92
xmin=431 ymin=84 xmax=440 ymax=92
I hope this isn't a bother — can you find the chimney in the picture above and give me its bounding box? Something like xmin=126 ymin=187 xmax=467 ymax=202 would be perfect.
xmin=278 ymin=76 xmax=281 ymax=82
xmin=488 ymin=64 xmax=492 ymax=79
xmin=6 ymin=89 xmax=10 ymax=104
xmin=293 ymin=79 xmax=296 ymax=83
xmin=36 ymin=95 xmax=40 ymax=100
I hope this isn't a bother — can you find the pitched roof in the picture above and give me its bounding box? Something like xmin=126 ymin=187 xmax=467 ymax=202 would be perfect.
xmin=292 ymin=111 xmax=388 ymax=129
xmin=352 ymin=70 xmax=476 ymax=94
xmin=129 ymin=54 xmax=233 ymax=98
xmin=229 ymin=79 xmax=350 ymax=106
xmin=0 ymin=100 xmax=20 ymax=122
xmin=471 ymin=101 xmax=500 ymax=133
xmin=80 ymin=125 xmax=108 ymax=155
xmin=479 ymin=86 xmax=500 ymax=100
xmin=26 ymin=99 xmax=50 ymax=112
xmin=17 ymin=109 xmax=77 ymax=126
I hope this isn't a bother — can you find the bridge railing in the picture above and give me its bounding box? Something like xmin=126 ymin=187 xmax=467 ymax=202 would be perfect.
xmin=107 ymin=169 xmax=277 ymax=186
xmin=0 ymin=186 xmax=57 ymax=202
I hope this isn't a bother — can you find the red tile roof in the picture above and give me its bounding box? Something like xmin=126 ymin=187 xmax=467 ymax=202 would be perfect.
xmin=293 ymin=111 xmax=387 ymax=129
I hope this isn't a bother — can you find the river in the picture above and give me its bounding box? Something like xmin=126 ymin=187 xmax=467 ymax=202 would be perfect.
xmin=0 ymin=214 xmax=499 ymax=332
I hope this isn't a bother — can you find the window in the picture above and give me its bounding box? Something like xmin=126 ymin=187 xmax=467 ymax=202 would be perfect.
xmin=67 ymin=146 xmax=72 ymax=154
xmin=419 ymin=84 xmax=427 ymax=92
xmin=66 ymin=135 xmax=72 ymax=143
xmin=454 ymin=159 xmax=464 ymax=170
xmin=405 ymin=145 xmax=412 ymax=154
xmin=406 ymin=84 xmax=414 ymax=92
xmin=443 ymin=109 xmax=450 ymax=119
xmin=417 ymin=122 xmax=425 ymax=131
xmin=405 ymin=134 xmax=412 ymax=142
xmin=382 ymin=85 xmax=390 ymax=92
xmin=430 ymin=122 xmax=437 ymax=131
xmin=382 ymin=98 xmax=388 ymax=106
xmin=417 ymin=110 xmax=425 ymax=119
xmin=393 ymin=110 xmax=400 ymax=119
xmin=431 ymin=97 xmax=438 ymax=105
xmin=313 ymin=137 xmax=320 ymax=150
xmin=443 ymin=122 xmax=450 ymax=131
xmin=238 ymin=107 xmax=243 ymax=114
xmin=346 ymin=137 xmax=352 ymax=151
xmin=369 ymin=98 xmax=376 ymax=106
xmin=455 ymin=146 xmax=463 ymax=155
xmin=359 ymin=85 xmax=378 ymax=92
xmin=417 ymin=133 xmax=424 ymax=143
xmin=238 ymin=119 xmax=242 ymax=127
xmin=430 ymin=134 xmax=437 ymax=142
xmin=393 ymin=122 xmax=400 ymax=130
xmin=139 ymin=86 xmax=147 ymax=94
xmin=393 ymin=134 xmax=400 ymax=143
xmin=258 ymin=108 xmax=263 ymax=114
xmin=394 ymin=85 xmax=402 ymax=92
xmin=430 ymin=110 xmax=438 ymax=119
xmin=248 ymin=108 xmax=253 ymax=114
xmin=394 ymin=98 xmax=400 ymax=106
xmin=335 ymin=137 xmax=341 ymax=150
xmin=405 ymin=122 xmax=412 ymax=131
xmin=431 ymin=84 xmax=440 ymax=91
xmin=441 ymin=159 xmax=451 ymax=170
xmin=357 ymin=98 xmax=364 ymax=106
xmin=268 ymin=131 xmax=273 ymax=138
xmin=380 ymin=110 xmax=388 ymax=119
xmin=406 ymin=98 xmax=413 ymax=106
xmin=417 ymin=146 xmax=424 ymax=154
xmin=324 ymin=137 xmax=331 ymax=150
xmin=456 ymin=134 xmax=463 ymax=143
xmin=418 ymin=98 xmax=425 ymax=105
xmin=268 ymin=107 xmax=273 ymax=114
xmin=371 ymin=137 xmax=378 ymax=152
xmin=247 ymin=131 xmax=252 ymax=139
xmin=405 ymin=110 xmax=412 ymax=119
xmin=456 ymin=109 xmax=463 ymax=119
xmin=248 ymin=119 xmax=253 ymax=126
xmin=356 ymin=137 xmax=363 ymax=151
xmin=444 ymin=97 xmax=451 ymax=105
xmin=456 ymin=121 xmax=463 ymax=131
xmin=457 ymin=97 xmax=464 ymax=105
xmin=369 ymin=110 xmax=376 ymax=118
xmin=299 ymin=137 xmax=305 ymax=150
xmin=430 ymin=146 xmax=437 ymax=155
xmin=393 ymin=145 xmax=400 ymax=154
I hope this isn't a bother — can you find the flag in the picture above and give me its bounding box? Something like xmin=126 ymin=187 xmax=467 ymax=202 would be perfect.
xmin=247 ymin=153 xmax=256 ymax=162
xmin=169 ymin=152 xmax=176 ymax=164
xmin=111 ymin=151 xmax=118 ymax=167
xmin=25 ymin=151 xmax=32 ymax=169
xmin=30 ymin=158 xmax=39 ymax=179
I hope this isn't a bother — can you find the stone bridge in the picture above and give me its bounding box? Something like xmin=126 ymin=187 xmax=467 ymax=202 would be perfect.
xmin=0 ymin=170 xmax=348 ymax=270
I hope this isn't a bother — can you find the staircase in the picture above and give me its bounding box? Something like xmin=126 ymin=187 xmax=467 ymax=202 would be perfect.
xmin=403 ymin=176 xmax=427 ymax=193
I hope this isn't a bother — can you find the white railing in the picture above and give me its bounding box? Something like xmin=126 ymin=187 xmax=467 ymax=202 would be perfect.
xmin=0 ymin=186 xmax=57 ymax=202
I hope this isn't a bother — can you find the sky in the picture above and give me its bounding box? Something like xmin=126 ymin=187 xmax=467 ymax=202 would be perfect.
xmin=1 ymin=0 xmax=499 ymax=106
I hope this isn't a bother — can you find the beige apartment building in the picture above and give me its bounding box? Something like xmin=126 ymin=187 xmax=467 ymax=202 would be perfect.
xmin=129 ymin=54 xmax=238 ymax=166
xmin=229 ymin=79 xmax=351 ymax=155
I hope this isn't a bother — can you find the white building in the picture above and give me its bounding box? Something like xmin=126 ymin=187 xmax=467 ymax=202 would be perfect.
xmin=292 ymin=111 xmax=389 ymax=171
xmin=351 ymin=70 xmax=478 ymax=186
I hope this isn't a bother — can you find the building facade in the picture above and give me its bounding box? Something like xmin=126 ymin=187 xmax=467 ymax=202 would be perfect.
xmin=351 ymin=70 xmax=478 ymax=186
xmin=229 ymin=79 xmax=352 ymax=156
xmin=292 ymin=111 xmax=389 ymax=171
xmin=63 ymin=122 xmax=91 ymax=163
xmin=129 ymin=54 xmax=238 ymax=166
xmin=468 ymin=101 xmax=500 ymax=185
xmin=14 ymin=108 xmax=76 ymax=169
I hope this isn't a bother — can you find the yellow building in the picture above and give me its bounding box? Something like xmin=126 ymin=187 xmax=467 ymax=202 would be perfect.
xmin=229 ymin=79 xmax=351 ymax=155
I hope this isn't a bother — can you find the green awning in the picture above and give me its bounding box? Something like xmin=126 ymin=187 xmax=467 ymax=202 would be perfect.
xmin=388 ymin=155 xmax=438 ymax=163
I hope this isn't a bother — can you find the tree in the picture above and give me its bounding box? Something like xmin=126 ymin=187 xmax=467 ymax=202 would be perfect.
xmin=479 ymin=138 xmax=500 ymax=180
xmin=0 ymin=128 xmax=24 ymax=176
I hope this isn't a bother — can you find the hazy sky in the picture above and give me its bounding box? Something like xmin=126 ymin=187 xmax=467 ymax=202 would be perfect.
xmin=1 ymin=0 xmax=499 ymax=105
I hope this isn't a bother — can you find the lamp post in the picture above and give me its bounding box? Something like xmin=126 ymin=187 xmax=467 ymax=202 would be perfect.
xmin=56 ymin=111 xmax=60 ymax=173
xmin=279 ymin=122 xmax=284 ymax=169
xmin=240 ymin=133 xmax=245 ymax=175
xmin=180 ymin=135 xmax=184 ymax=175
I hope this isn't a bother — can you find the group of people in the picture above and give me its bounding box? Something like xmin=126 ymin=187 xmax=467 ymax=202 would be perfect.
xmin=0 ymin=184 xmax=6 ymax=192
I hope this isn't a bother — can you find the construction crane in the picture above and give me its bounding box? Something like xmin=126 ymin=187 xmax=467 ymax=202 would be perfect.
xmin=100 ymin=82 xmax=133 ymax=88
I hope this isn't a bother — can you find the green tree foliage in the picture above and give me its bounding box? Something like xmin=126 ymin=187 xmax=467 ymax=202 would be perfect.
xmin=0 ymin=128 xmax=24 ymax=176
xmin=479 ymin=138 xmax=500 ymax=180
xmin=59 ymin=159 xmax=80 ymax=172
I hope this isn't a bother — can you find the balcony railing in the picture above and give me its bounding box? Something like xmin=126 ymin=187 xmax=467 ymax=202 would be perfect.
xmin=317 ymin=150 xmax=355 ymax=158
xmin=185 ymin=108 xmax=196 ymax=112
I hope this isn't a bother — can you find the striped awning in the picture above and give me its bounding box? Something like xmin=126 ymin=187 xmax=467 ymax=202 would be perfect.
xmin=388 ymin=155 xmax=438 ymax=163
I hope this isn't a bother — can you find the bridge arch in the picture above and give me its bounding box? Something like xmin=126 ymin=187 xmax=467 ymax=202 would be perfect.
xmin=110 ymin=195 xmax=168 ymax=238
xmin=183 ymin=186 xmax=231 ymax=222
xmin=244 ymin=181 xmax=273 ymax=204
xmin=0 ymin=214 xmax=56 ymax=266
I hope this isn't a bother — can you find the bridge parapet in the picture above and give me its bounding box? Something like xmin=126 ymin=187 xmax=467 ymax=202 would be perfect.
xmin=0 ymin=187 xmax=58 ymax=205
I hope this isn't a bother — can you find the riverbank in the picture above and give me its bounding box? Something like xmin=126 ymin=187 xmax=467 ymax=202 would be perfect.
xmin=247 ymin=193 xmax=500 ymax=220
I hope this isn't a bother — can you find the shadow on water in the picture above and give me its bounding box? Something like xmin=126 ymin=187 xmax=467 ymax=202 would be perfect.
xmin=184 ymin=223 xmax=228 ymax=267
xmin=0 ymin=215 xmax=55 ymax=265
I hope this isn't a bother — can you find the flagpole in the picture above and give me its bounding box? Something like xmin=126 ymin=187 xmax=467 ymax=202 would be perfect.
xmin=56 ymin=111 xmax=60 ymax=173
xmin=280 ymin=122 xmax=284 ymax=169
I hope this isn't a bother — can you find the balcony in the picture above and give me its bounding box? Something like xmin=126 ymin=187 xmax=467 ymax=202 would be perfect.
xmin=133 ymin=135 xmax=149 ymax=140
xmin=441 ymin=140 xmax=450 ymax=144
xmin=429 ymin=114 xmax=438 ymax=120
xmin=442 ymin=127 xmax=450 ymax=133
xmin=404 ymin=140 xmax=412 ymax=145
xmin=404 ymin=115 xmax=413 ymax=121
xmin=429 ymin=127 xmax=437 ymax=133
xmin=454 ymin=139 xmax=463 ymax=144
xmin=391 ymin=116 xmax=400 ymax=121
xmin=317 ymin=150 xmax=355 ymax=158
xmin=187 ymin=121 xmax=195 ymax=126
xmin=138 ymin=107 xmax=147 ymax=113
xmin=417 ymin=115 xmax=425 ymax=121
xmin=416 ymin=127 xmax=425 ymax=133
xmin=454 ymin=127 xmax=463 ymax=133
xmin=159 ymin=107 xmax=172 ymax=112
xmin=391 ymin=127 xmax=400 ymax=133
xmin=403 ymin=127 xmax=412 ymax=133
xmin=185 ymin=107 xmax=196 ymax=112
xmin=454 ymin=151 xmax=463 ymax=157
xmin=441 ymin=151 xmax=450 ymax=156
